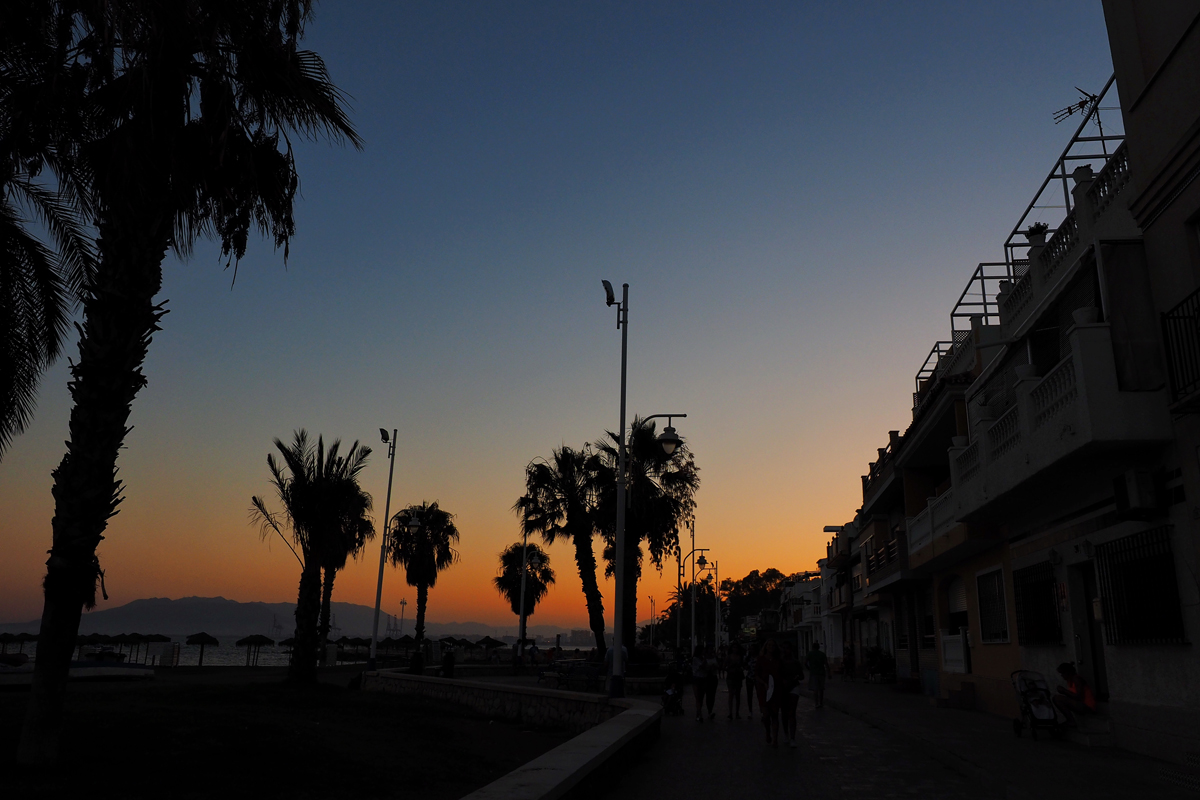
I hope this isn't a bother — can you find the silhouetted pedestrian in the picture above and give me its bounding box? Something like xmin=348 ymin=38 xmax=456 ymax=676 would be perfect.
xmin=780 ymin=643 xmax=803 ymax=747
xmin=744 ymin=643 xmax=757 ymax=718
xmin=703 ymin=645 xmax=719 ymax=719
xmin=807 ymin=641 xmax=830 ymax=708
xmin=756 ymin=638 xmax=782 ymax=747
xmin=726 ymin=642 xmax=745 ymax=719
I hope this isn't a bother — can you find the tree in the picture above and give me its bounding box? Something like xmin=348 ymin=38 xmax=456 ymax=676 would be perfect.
xmin=0 ymin=3 xmax=96 ymax=458
xmin=248 ymin=431 xmax=372 ymax=684
xmin=594 ymin=417 xmax=700 ymax=644
xmin=720 ymin=568 xmax=791 ymax=634
xmin=388 ymin=502 xmax=460 ymax=643
xmin=514 ymin=446 xmax=606 ymax=651
xmin=492 ymin=542 xmax=554 ymax=618
xmin=14 ymin=2 xmax=360 ymax=764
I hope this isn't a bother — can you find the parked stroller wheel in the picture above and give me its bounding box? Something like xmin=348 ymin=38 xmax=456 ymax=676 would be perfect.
xmin=1012 ymin=718 xmax=1023 ymax=737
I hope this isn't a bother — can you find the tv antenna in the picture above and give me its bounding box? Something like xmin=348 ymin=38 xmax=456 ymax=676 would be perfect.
xmin=1053 ymin=87 xmax=1100 ymax=125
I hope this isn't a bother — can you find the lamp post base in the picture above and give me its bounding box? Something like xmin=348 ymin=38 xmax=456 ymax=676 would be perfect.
xmin=609 ymin=675 xmax=625 ymax=698
xmin=366 ymin=657 xmax=376 ymax=671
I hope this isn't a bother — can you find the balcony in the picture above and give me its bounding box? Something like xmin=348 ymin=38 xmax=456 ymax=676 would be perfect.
xmin=906 ymin=488 xmax=971 ymax=573
xmin=951 ymin=320 xmax=1172 ymax=521
xmin=826 ymin=533 xmax=852 ymax=569
xmin=861 ymin=432 xmax=902 ymax=514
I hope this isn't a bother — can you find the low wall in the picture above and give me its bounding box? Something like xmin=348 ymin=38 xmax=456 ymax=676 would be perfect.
xmin=362 ymin=670 xmax=619 ymax=733
xmin=363 ymin=671 xmax=661 ymax=800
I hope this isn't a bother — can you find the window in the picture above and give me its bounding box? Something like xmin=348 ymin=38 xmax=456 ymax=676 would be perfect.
xmin=1012 ymin=561 xmax=1062 ymax=645
xmin=976 ymin=569 xmax=1009 ymax=643
xmin=1095 ymin=526 xmax=1187 ymax=645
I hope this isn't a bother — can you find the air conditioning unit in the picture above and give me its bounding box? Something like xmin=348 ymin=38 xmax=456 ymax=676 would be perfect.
xmin=1113 ymin=470 xmax=1157 ymax=519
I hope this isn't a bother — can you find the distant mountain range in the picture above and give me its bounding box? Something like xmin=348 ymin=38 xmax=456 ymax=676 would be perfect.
xmin=0 ymin=596 xmax=583 ymax=640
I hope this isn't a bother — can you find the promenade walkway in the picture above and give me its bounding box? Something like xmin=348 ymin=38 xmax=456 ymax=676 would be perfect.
xmin=599 ymin=681 xmax=1198 ymax=800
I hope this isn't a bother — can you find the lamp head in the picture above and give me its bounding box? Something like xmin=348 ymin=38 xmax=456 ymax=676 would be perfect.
xmin=697 ymin=554 xmax=708 ymax=569
xmin=379 ymin=428 xmax=389 ymax=444
xmin=602 ymin=279 xmax=616 ymax=307
xmin=406 ymin=515 xmax=421 ymax=533
xmin=529 ymin=552 xmax=543 ymax=569
xmin=657 ymin=425 xmax=682 ymax=456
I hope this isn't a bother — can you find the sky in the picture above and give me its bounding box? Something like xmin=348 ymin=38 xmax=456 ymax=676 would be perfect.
xmin=0 ymin=1 xmax=1117 ymax=630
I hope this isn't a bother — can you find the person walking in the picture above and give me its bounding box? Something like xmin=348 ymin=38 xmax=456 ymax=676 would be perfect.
xmin=743 ymin=643 xmax=757 ymax=718
xmin=807 ymin=641 xmax=830 ymax=708
xmin=725 ymin=642 xmax=744 ymax=719
xmin=755 ymin=638 xmax=782 ymax=747
xmin=703 ymin=644 xmax=720 ymax=720
xmin=691 ymin=645 xmax=708 ymax=722
xmin=779 ymin=643 xmax=803 ymax=748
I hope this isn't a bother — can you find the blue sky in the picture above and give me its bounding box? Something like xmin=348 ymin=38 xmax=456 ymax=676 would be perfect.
xmin=1 ymin=1 xmax=1116 ymax=626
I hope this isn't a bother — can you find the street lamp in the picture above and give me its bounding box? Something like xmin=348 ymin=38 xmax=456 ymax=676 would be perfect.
xmin=368 ymin=428 xmax=398 ymax=671
xmin=399 ymin=598 xmax=408 ymax=638
xmin=601 ymin=279 xmax=689 ymax=697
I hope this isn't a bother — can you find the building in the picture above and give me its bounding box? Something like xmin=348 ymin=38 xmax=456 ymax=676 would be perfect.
xmin=807 ymin=3 xmax=1200 ymax=762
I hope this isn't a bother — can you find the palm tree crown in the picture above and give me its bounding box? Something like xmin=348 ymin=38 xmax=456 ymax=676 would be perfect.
xmin=388 ymin=501 xmax=460 ymax=642
xmin=493 ymin=542 xmax=555 ymax=618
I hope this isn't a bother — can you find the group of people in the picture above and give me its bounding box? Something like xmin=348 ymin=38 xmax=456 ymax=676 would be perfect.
xmin=671 ymin=639 xmax=832 ymax=748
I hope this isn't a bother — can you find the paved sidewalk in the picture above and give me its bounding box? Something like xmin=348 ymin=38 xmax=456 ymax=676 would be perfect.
xmin=600 ymin=682 xmax=1198 ymax=799
xmin=602 ymin=687 xmax=997 ymax=800
xmin=799 ymin=679 xmax=1198 ymax=799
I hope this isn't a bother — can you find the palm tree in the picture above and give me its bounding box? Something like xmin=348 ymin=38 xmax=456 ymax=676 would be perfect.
xmin=0 ymin=3 xmax=97 ymax=458
xmin=248 ymin=431 xmax=372 ymax=684
xmin=514 ymin=446 xmax=607 ymax=651
xmin=14 ymin=3 xmax=360 ymax=764
xmin=388 ymin=502 xmax=460 ymax=643
xmin=594 ymin=417 xmax=700 ymax=645
xmin=493 ymin=542 xmax=555 ymax=619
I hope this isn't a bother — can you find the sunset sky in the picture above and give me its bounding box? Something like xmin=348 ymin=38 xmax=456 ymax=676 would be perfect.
xmin=1 ymin=2 xmax=1115 ymax=631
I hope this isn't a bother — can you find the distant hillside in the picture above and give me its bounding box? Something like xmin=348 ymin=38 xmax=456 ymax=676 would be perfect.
xmin=0 ymin=596 xmax=578 ymax=640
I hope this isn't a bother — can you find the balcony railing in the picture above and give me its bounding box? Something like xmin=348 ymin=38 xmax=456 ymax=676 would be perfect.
xmin=1163 ymin=286 xmax=1200 ymax=406
xmin=953 ymin=442 xmax=978 ymax=485
xmin=1040 ymin=209 xmax=1079 ymax=283
xmin=1086 ymin=141 xmax=1130 ymax=220
xmin=986 ymin=405 xmax=1021 ymax=460
xmin=1031 ymin=355 xmax=1078 ymax=427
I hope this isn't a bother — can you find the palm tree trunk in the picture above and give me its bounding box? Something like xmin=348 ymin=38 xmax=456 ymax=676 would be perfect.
xmin=17 ymin=212 xmax=169 ymax=765
xmin=289 ymin=559 xmax=322 ymax=683
xmin=415 ymin=583 xmax=428 ymax=642
xmin=572 ymin=530 xmax=607 ymax=652
xmin=319 ymin=567 xmax=336 ymax=655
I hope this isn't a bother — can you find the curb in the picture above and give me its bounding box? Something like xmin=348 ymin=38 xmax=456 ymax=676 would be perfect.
xmin=798 ymin=686 xmax=1035 ymax=800
xmin=463 ymin=700 xmax=661 ymax=800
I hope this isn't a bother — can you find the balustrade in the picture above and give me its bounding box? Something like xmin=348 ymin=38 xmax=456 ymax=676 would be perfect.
xmin=987 ymin=405 xmax=1021 ymax=460
xmin=1031 ymin=355 xmax=1078 ymax=428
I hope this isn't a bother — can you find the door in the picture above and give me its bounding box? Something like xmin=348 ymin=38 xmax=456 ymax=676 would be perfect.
xmin=1067 ymin=561 xmax=1109 ymax=699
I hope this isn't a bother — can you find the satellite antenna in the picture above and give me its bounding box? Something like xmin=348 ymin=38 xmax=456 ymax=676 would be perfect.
xmin=1053 ymin=87 xmax=1100 ymax=125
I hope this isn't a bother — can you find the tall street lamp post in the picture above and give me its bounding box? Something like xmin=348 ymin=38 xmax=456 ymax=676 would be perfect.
xmin=601 ymin=279 xmax=688 ymax=697
xmin=713 ymin=560 xmax=720 ymax=647
xmin=399 ymin=598 xmax=407 ymax=637
xmin=368 ymin=428 xmax=398 ymax=671
xmin=693 ymin=551 xmax=709 ymax=653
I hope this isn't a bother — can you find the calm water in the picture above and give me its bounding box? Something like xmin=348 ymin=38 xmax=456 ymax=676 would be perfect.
xmin=4 ymin=642 xmax=380 ymax=668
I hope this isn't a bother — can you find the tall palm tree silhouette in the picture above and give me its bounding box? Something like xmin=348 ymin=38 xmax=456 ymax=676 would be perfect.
xmin=389 ymin=502 xmax=460 ymax=643
xmin=493 ymin=542 xmax=555 ymax=618
xmin=514 ymin=446 xmax=607 ymax=651
xmin=594 ymin=417 xmax=699 ymax=645
xmin=250 ymin=431 xmax=372 ymax=684
xmin=12 ymin=3 xmax=360 ymax=764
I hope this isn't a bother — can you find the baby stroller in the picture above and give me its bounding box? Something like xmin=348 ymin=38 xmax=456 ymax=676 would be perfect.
xmin=1010 ymin=670 xmax=1059 ymax=739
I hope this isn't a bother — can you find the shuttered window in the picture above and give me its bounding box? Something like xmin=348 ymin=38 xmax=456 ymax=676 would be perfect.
xmin=1096 ymin=526 xmax=1187 ymax=645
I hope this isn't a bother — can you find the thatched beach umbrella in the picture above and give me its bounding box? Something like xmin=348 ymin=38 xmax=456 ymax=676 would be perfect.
xmin=186 ymin=632 xmax=219 ymax=666
xmin=475 ymin=636 xmax=506 ymax=650
xmin=236 ymin=634 xmax=274 ymax=667
xmin=0 ymin=633 xmax=14 ymax=653
xmin=15 ymin=632 xmax=37 ymax=654
xmin=395 ymin=634 xmax=415 ymax=653
xmin=279 ymin=637 xmax=295 ymax=648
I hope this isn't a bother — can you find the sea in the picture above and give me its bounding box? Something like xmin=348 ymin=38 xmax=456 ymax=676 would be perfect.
xmin=4 ymin=642 xmax=377 ymax=668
